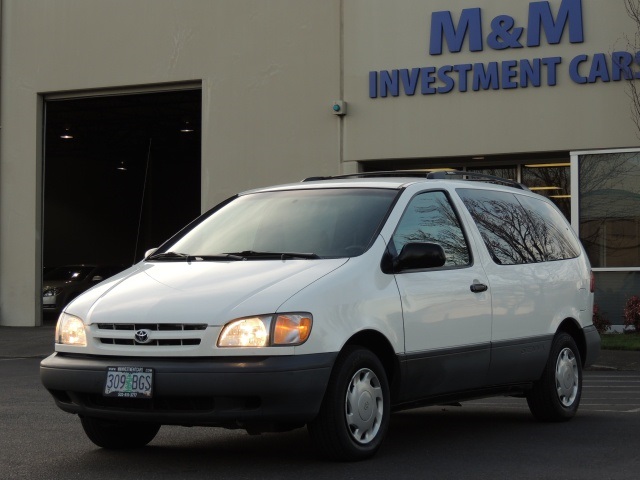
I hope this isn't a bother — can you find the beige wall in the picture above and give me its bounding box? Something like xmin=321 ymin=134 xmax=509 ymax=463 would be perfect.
xmin=0 ymin=0 xmax=341 ymax=326
xmin=343 ymin=0 xmax=640 ymax=160
xmin=2 ymin=0 xmax=640 ymax=326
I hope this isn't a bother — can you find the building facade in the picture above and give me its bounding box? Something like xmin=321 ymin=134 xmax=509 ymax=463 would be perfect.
xmin=1 ymin=0 xmax=639 ymax=327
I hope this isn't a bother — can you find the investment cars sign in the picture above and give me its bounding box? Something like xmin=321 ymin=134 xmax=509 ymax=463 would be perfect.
xmin=369 ymin=0 xmax=637 ymax=97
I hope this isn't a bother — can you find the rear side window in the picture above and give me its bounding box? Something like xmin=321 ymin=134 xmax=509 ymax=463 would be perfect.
xmin=457 ymin=188 xmax=580 ymax=265
xmin=392 ymin=190 xmax=470 ymax=267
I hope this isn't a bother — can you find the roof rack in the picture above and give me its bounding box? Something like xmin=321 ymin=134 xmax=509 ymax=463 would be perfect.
xmin=425 ymin=170 xmax=529 ymax=190
xmin=302 ymin=170 xmax=529 ymax=190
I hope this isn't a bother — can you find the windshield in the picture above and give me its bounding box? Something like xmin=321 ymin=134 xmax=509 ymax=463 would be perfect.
xmin=161 ymin=188 xmax=398 ymax=259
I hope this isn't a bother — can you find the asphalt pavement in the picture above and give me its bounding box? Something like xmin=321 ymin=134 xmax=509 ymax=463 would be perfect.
xmin=0 ymin=324 xmax=639 ymax=370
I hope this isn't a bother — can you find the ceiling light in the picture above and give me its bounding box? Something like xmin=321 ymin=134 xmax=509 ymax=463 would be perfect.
xmin=180 ymin=121 xmax=194 ymax=133
xmin=117 ymin=161 xmax=127 ymax=171
xmin=524 ymin=163 xmax=570 ymax=168
xmin=60 ymin=128 xmax=74 ymax=140
xmin=471 ymin=156 xmax=485 ymax=160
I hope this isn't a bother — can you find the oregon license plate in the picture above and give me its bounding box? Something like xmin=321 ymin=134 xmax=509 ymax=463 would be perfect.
xmin=104 ymin=366 xmax=153 ymax=398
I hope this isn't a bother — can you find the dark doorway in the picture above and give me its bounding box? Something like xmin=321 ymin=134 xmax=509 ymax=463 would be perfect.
xmin=43 ymin=89 xmax=201 ymax=273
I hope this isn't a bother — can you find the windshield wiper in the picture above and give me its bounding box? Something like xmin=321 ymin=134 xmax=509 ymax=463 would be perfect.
xmin=147 ymin=251 xmax=191 ymax=261
xmin=227 ymin=250 xmax=320 ymax=260
xmin=147 ymin=252 xmax=244 ymax=262
xmin=194 ymin=254 xmax=244 ymax=261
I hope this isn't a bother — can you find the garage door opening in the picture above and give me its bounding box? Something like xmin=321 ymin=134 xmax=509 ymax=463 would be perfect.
xmin=42 ymin=89 xmax=201 ymax=320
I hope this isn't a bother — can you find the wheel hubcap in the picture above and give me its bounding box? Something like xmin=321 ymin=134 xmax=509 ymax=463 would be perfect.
xmin=555 ymin=347 xmax=579 ymax=407
xmin=345 ymin=368 xmax=384 ymax=444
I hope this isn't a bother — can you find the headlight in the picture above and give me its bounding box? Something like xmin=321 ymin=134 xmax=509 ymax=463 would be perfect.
xmin=55 ymin=313 xmax=87 ymax=346
xmin=218 ymin=313 xmax=312 ymax=347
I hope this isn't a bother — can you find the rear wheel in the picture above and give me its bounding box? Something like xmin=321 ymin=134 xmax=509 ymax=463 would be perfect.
xmin=308 ymin=346 xmax=390 ymax=461
xmin=526 ymin=332 xmax=582 ymax=421
xmin=80 ymin=417 xmax=160 ymax=449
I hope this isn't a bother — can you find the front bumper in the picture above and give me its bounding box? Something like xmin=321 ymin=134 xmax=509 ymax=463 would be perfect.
xmin=40 ymin=352 xmax=336 ymax=430
xmin=42 ymin=295 xmax=59 ymax=310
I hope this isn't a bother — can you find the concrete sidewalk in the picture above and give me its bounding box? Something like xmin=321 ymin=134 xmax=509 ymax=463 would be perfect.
xmin=1 ymin=325 xmax=639 ymax=370
xmin=588 ymin=348 xmax=640 ymax=372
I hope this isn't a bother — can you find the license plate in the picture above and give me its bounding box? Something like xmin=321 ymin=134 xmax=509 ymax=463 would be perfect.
xmin=104 ymin=366 xmax=153 ymax=398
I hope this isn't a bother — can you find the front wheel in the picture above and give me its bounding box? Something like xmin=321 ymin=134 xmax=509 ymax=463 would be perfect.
xmin=526 ymin=332 xmax=582 ymax=422
xmin=80 ymin=417 xmax=161 ymax=449
xmin=308 ymin=346 xmax=390 ymax=461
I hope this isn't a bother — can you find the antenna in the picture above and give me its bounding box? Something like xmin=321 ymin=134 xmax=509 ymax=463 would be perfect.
xmin=133 ymin=139 xmax=152 ymax=265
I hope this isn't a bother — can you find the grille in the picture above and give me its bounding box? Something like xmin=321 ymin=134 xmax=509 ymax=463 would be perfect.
xmin=96 ymin=323 xmax=207 ymax=346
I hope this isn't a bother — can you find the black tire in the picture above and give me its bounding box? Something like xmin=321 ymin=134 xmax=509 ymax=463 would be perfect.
xmin=80 ymin=417 xmax=160 ymax=449
xmin=308 ymin=346 xmax=390 ymax=461
xmin=526 ymin=332 xmax=582 ymax=422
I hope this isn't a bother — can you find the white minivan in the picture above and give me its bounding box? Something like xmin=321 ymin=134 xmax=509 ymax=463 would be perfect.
xmin=41 ymin=171 xmax=600 ymax=460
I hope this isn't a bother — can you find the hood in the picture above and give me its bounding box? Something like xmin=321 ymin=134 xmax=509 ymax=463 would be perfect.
xmin=66 ymin=258 xmax=348 ymax=326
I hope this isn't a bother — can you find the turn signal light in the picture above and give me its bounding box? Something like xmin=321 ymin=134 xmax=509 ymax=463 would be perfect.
xmin=273 ymin=314 xmax=312 ymax=345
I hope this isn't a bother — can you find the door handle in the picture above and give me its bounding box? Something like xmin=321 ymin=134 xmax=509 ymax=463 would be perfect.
xmin=470 ymin=282 xmax=488 ymax=293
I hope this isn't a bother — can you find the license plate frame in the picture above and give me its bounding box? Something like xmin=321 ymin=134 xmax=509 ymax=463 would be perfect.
xmin=103 ymin=366 xmax=154 ymax=398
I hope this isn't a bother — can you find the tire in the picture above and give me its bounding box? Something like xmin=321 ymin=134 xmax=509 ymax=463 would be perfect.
xmin=80 ymin=417 xmax=161 ymax=449
xmin=526 ymin=332 xmax=582 ymax=422
xmin=308 ymin=346 xmax=390 ymax=461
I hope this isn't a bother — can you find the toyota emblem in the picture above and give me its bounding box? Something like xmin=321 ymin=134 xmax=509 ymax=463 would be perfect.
xmin=134 ymin=329 xmax=152 ymax=344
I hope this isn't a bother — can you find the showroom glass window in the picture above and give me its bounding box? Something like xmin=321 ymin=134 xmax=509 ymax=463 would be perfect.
xmin=522 ymin=164 xmax=571 ymax=221
xmin=579 ymin=152 xmax=640 ymax=268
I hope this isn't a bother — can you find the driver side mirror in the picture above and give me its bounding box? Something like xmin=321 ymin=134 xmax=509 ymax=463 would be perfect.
xmin=144 ymin=248 xmax=158 ymax=259
xmin=394 ymin=242 xmax=446 ymax=272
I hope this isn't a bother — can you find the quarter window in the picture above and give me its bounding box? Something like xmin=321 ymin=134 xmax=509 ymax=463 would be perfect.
xmin=392 ymin=191 xmax=470 ymax=267
xmin=457 ymin=188 xmax=580 ymax=265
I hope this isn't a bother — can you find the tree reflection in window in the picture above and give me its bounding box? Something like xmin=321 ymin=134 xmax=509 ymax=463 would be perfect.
xmin=392 ymin=191 xmax=470 ymax=267
xmin=457 ymin=189 xmax=580 ymax=265
xmin=579 ymin=152 xmax=640 ymax=268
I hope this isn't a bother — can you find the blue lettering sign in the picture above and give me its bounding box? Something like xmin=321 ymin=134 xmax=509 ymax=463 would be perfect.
xmin=454 ymin=64 xmax=473 ymax=92
xmin=520 ymin=59 xmax=542 ymax=87
xmin=369 ymin=71 xmax=377 ymax=98
xmin=541 ymin=56 xmax=561 ymax=85
xmin=569 ymin=54 xmax=588 ymax=84
xmin=430 ymin=8 xmax=482 ymax=55
xmin=400 ymin=68 xmax=420 ymax=96
xmin=487 ymin=16 xmax=524 ymax=50
xmin=472 ymin=62 xmax=500 ymax=91
xmin=527 ymin=0 xmax=584 ymax=47
xmin=612 ymin=51 xmax=634 ymax=81
xmin=368 ymin=1 xmax=639 ymax=99
xmin=421 ymin=67 xmax=437 ymax=94
xmin=502 ymin=60 xmax=519 ymax=88
xmin=437 ymin=66 xmax=456 ymax=93
xmin=429 ymin=0 xmax=583 ymax=54
xmin=380 ymin=70 xmax=400 ymax=97
xmin=588 ymin=53 xmax=610 ymax=83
